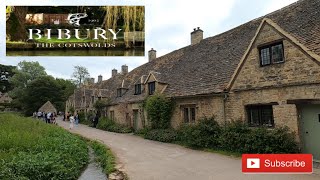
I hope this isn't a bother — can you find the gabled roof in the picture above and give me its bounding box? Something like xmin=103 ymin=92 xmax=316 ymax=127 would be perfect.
xmin=38 ymin=101 xmax=57 ymax=113
xmin=93 ymin=0 xmax=320 ymax=103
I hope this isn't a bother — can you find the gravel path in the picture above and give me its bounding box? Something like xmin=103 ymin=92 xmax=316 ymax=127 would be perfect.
xmin=57 ymin=119 xmax=320 ymax=180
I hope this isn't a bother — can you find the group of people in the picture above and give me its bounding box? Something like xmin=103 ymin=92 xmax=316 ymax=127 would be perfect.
xmin=33 ymin=111 xmax=57 ymax=124
xmin=64 ymin=112 xmax=79 ymax=129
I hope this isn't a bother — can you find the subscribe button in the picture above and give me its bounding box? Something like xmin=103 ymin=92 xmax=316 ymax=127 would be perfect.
xmin=242 ymin=154 xmax=313 ymax=174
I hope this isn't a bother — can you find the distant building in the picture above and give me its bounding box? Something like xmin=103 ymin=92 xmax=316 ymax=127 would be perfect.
xmin=38 ymin=101 xmax=57 ymax=114
xmin=0 ymin=92 xmax=12 ymax=104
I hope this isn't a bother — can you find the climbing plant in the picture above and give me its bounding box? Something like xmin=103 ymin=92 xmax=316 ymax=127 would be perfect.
xmin=145 ymin=94 xmax=174 ymax=129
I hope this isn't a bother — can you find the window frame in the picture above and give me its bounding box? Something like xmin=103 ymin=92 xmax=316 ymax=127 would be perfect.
xmin=259 ymin=41 xmax=285 ymax=67
xmin=246 ymin=105 xmax=274 ymax=128
xmin=110 ymin=111 xmax=114 ymax=121
xmin=134 ymin=84 xmax=142 ymax=95
xmin=148 ymin=81 xmax=156 ymax=95
xmin=182 ymin=106 xmax=196 ymax=123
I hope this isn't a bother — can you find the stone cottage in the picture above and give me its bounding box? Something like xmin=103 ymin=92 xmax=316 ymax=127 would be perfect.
xmin=66 ymin=0 xmax=320 ymax=160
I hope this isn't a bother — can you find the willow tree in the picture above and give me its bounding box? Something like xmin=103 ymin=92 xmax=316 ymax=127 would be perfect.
xmin=6 ymin=6 xmax=28 ymax=41
xmin=103 ymin=6 xmax=145 ymax=47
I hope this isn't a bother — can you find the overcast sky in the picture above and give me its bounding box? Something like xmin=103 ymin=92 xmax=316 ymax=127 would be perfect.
xmin=1 ymin=0 xmax=298 ymax=81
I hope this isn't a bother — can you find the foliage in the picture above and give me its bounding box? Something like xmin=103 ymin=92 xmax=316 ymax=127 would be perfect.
xmin=22 ymin=76 xmax=65 ymax=114
xmin=89 ymin=140 xmax=116 ymax=174
xmin=97 ymin=117 xmax=133 ymax=133
xmin=177 ymin=117 xmax=221 ymax=148
xmin=71 ymin=65 xmax=90 ymax=86
xmin=0 ymin=64 xmax=16 ymax=93
xmin=9 ymin=61 xmax=47 ymax=110
xmin=145 ymin=129 xmax=178 ymax=143
xmin=78 ymin=111 xmax=95 ymax=126
xmin=0 ymin=113 xmax=88 ymax=179
xmin=93 ymin=99 xmax=110 ymax=116
xmin=219 ymin=121 xmax=300 ymax=154
xmin=145 ymin=94 xmax=174 ymax=129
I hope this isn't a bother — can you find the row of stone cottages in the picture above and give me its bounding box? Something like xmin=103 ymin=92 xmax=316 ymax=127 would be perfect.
xmin=66 ymin=0 xmax=320 ymax=160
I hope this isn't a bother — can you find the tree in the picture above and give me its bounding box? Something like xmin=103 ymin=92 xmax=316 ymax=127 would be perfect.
xmin=22 ymin=76 xmax=64 ymax=115
xmin=72 ymin=65 xmax=90 ymax=86
xmin=93 ymin=99 xmax=110 ymax=116
xmin=9 ymin=61 xmax=47 ymax=109
xmin=6 ymin=6 xmax=28 ymax=41
xmin=55 ymin=78 xmax=77 ymax=110
xmin=0 ymin=64 xmax=15 ymax=93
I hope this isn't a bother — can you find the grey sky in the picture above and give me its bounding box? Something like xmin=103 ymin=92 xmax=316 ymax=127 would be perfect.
xmin=1 ymin=0 xmax=298 ymax=81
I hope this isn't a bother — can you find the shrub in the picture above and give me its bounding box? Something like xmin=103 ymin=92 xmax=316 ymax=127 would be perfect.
xmin=219 ymin=120 xmax=251 ymax=152
xmin=145 ymin=94 xmax=174 ymax=129
xmin=97 ymin=117 xmax=133 ymax=133
xmin=145 ymin=129 xmax=178 ymax=143
xmin=178 ymin=117 xmax=221 ymax=148
xmin=78 ymin=111 xmax=94 ymax=126
xmin=219 ymin=121 xmax=300 ymax=154
xmin=135 ymin=128 xmax=150 ymax=137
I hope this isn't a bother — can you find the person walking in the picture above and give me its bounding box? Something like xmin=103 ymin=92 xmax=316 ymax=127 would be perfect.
xmin=93 ymin=113 xmax=99 ymax=128
xmin=74 ymin=111 xmax=79 ymax=126
xmin=69 ymin=115 xmax=75 ymax=129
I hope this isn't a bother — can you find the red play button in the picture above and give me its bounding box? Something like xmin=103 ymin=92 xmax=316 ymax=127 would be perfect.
xmin=251 ymin=161 xmax=255 ymax=166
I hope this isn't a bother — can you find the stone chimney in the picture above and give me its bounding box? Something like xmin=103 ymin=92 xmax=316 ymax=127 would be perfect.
xmin=148 ymin=48 xmax=156 ymax=62
xmin=122 ymin=65 xmax=128 ymax=74
xmin=112 ymin=69 xmax=117 ymax=77
xmin=98 ymin=75 xmax=102 ymax=83
xmin=191 ymin=27 xmax=203 ymax=45
xmin=90 ymin=78 xmax=95 ymax=84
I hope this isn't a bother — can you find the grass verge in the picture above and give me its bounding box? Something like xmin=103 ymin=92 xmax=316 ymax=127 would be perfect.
xmin=0 ymin=113 xmax=88 ymax=180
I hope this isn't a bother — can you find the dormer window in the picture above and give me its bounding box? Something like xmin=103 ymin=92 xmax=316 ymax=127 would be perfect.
xmin=117 ymin=88 xmax=127 ymax=97
xmin=134 ymin=84 xmax=142 ymax=95
xmin=259 ymin=42 xmax=284 ymax=66
xmin=148 ymin=82 xmax=155 ymax=95
xmin=117 ymin=89 xmax=122 ymax=97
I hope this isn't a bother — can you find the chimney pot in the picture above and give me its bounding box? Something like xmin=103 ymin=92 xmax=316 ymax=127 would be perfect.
xmin=148 ymin=48 xmax=157 ymax=62
xmin=191 ymin=27 xmax=203 ymax=45
xmin=98 ymin=75 xmax=102 ymax=83
xmin=112 ymin=69 xmax=118 ymax=77
xmin=122 ymin=65 xmax=128 ymax=74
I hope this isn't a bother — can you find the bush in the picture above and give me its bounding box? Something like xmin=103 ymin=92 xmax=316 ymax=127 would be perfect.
xmin=0 ymin=113 xmax=88 ymax=180
xmin=78 ymin=111 xmax=94 ymax=126
xmin=97 ymin=117 xmax=133 ymax=133
xmin=219 ymin=121 xmax=299 ymax=154
xmin=178 ymin=117 xmax=221 ymax=148
xmin=145 ymin=129 xmax=178 ymax=143
xmin=219 ymin=120 xmax=251 ymax=152
xmin=145 ymin=94 xmax=174 ymax=129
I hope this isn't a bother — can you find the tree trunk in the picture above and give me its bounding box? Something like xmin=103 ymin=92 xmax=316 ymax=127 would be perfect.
xmin=6 ymin=6 xmax=28 ymax=41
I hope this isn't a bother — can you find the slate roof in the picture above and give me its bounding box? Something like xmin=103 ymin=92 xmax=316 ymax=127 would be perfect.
xmin=84 ymin=0 xmax=320 ymax=105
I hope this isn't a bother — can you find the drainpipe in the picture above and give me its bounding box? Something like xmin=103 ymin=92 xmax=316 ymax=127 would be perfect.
xmin=223 ymin=90 xmax=228 ymax=128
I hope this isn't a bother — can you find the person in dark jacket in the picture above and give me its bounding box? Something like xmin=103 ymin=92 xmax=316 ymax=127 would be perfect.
xmin=93 ymin=113 xmax=99 ymax=128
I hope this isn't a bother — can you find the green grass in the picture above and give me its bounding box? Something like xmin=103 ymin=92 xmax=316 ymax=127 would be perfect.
xmin=88 ymin=140 xmax=116 ymax=174
xmin=0 ymin=113 xmax=88 ymax=180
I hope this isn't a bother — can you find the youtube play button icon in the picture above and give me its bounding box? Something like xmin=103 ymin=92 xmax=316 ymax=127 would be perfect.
xmin=247 ymin=158 xmax=260 ymax=168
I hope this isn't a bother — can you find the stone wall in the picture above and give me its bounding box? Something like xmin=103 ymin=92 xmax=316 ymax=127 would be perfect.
xmin=171 ymin=96 xmax=224 ymax=128
xmin=226 ymin=84 xmax=320 ymax=136
xmin=232 ymin=23 xmax=320 ymax=91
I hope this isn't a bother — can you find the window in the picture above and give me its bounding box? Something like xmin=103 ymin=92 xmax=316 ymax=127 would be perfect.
xmin=148 ymin=82 xmax=156 ymax=95
xmin=91 ymin=96 xmax=94 ymax=104
xmin=247 ymin=105 xmax=274 ymax=127
xmin=134 ymin=84 xmax=142 ymax=95
xmin=259 ymin=42 xmax=284 ymax=66
xmin=110 ymin=111 xmax=114 ymax=121
xmin=98 ymin=97 xmax=102 ymax=100
xmin=183 ymin=106 xmax=196 ymax=123
xmin=117 ymin=89 xmax=122 ymax=97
